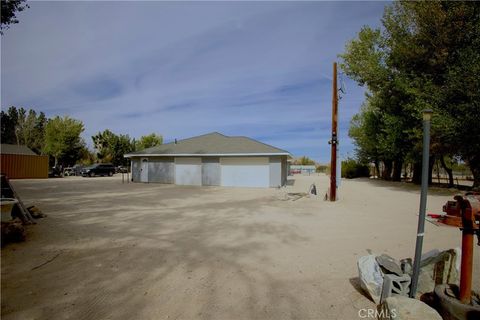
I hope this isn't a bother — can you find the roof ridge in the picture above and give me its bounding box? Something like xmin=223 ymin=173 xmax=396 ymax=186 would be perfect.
xmin=171 ymin=132 xmax=227 ymax=144
xmin=152 ymin=132 xmax=227 ymax=148
xmin=231 ymin=136 xmax=290 ymax=154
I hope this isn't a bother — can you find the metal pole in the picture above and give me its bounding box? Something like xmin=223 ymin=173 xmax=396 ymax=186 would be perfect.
xmin=459 ymin=225 xmax=474 ymax=304
xmin=410 ymin=109 xmax=433 ymax=298
xmin=458 ymin=196 xmax=477 ymax=304
xmin=329 ymin=62 xmax=338 ymax=201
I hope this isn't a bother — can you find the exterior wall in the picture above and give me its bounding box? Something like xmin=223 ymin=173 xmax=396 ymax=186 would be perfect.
xmin=269 ymin=156 xmax=282 ymax=187
xmin=148 ymin=157 xmax=174 ymax=183
xmin=202 ymin=157 xmax=220 ymax=186
xmin=175 ymin=157 xmax=202 ymax=185
xmin=0 ymin=154 xmax=48 ymax=179
xmin=130 ymin=155 xmax=288 ymax=188
xmin=131 ymin=158 xmax=141 ymax=182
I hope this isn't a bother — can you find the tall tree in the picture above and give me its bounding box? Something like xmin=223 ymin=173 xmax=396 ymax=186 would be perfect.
xmin=1 ymin=106 xmax=47 ymax=154
xmin=44 ymin=116 xmax=84 ymax=166
xmin=135 ymin=133 xmax=163 ymax=151
xmin=92 ymin=130 xmax=134 ymax=166
xmin=340 ymin=1 xmax=480 ymax=187
xmin=340 ymin=26 xmax=415 ymax=181
xmin=15 ymin=108 xmax=47 ymax=154
xmin=0 ymin=106 xmax=19 ymax=144
xmin=293 ymin=156 xmax=315 ymax=165
xmin=1 ymin=0 xmax=29 ymax=34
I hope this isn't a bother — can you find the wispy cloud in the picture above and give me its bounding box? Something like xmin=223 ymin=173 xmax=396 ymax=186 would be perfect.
xmin=1 ymin=1 xmax=387 ymax=162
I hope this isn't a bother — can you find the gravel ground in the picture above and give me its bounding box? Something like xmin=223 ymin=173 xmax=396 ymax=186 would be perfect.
xmin=1 ymin=174 xmax=478 ymax=320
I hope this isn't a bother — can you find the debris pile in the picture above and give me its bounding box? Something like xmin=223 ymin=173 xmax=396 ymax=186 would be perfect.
xmin=358 ymin=249 xmax=461 ymax=318
xmin=379 ymin=295 xmax=442 ymax=320
xmin=1 ymin=174 xmax=46 ymax=246
xmin=1 ymin=219 xmax=26 ymax=245
xmin=27 ymin=206 xmax=48 ymax=219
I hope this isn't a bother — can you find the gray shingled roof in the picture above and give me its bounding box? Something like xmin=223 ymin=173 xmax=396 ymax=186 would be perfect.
xmin=0 ymin=144 xmax=37 ymax=155
xmin=125 ymin=132 xmax=290 ymax=157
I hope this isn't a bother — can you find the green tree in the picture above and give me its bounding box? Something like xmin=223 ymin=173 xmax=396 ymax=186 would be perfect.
xmin=15 ymin=108 xmax=47 ymax=154
xmin=340 ymin=1 xmax=480 ymax=187
xmin=92 ymin=130 xmax=134 ymax=166
xmin=383 ymin=1 xmax=480 ymax=187
xmin=0 ymin=106 xmax=19 ymax=144
xmin=294 ymin=156 xmax=315 ymax=165
xmin=340 ymin=22 xmax=417 ymax=181
xmin=1 ymin=106 xmax=47 ymax=154
xmin=44 ymin=116 xmax=84 ymax=166
xmin=1 ymin=0 xmax=29 ymax=34
xmin=348 ymin=101 xmax=383 ymax=176
xmin=341 ymin=158 xmax=371 ymax=179
xmin=78 ymin=146 xmax=96 ymax=166
xmin=135 ymin=133 xmax=163 ymax=151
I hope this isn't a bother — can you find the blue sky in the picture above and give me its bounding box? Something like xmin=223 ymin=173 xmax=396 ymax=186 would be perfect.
xmin=1 ymin=1 xmax=387 ymax=163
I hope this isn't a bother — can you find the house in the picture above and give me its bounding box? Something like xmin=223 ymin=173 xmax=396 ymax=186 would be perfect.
xmin=0 ymin=144 xmax=48 ymax=179
xmin=124 ymin=132 xmax=290 ymax=188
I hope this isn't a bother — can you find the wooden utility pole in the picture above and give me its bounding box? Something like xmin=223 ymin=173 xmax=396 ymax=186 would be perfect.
xmin=329 ymin=62 xmax=338 ymax=201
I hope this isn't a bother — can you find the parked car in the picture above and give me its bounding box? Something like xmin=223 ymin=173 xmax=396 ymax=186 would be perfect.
xmin=63 ymin=167 xmax=74 ymax=176
xmin=116 ymin=165 xmax=129 ymax=173
xmin=72 ymin=164 xmax=84 ymax=176
xmin=81 ymin=163 xmax=116 ymax=177
xmin=48 ymin=166 xmax=63 ymax=178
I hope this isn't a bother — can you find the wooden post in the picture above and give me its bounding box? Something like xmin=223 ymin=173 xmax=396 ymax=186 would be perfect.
xmin=329 ymin=62 xmax=338 ymax=201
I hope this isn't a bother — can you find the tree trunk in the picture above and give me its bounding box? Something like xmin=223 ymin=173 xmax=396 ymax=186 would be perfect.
xmin=439 ymin=156 xmax=454 ymax=187
xmin=392 ymin=160 xmax=403 ymax=182
xmin=467 ymin=156 xmax=480 ymax=190
xmin=382 ymin=160 xmax=393 ymax=180
xmin=428 ymin=155 xmax=435 ymax=185
xmin=472 ymin=167 xmax=480 ymax=190
xmin=374 ymin=160 xmax=380 ymax=178
xmin=412 ymin=161 xmax=422 ymax=184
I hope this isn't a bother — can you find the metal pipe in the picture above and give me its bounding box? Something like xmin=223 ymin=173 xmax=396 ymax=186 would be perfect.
xmin=459 ymin=227 xmax=473 ymax=303
xmin=410 ymin=109 xmax=433 ymax=298
xmin=458 ymin=197 xmax=478 ymax=304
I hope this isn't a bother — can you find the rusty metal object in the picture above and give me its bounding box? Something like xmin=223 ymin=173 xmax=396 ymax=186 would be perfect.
xmin=439 ymin=194 xmax=480 ymax=305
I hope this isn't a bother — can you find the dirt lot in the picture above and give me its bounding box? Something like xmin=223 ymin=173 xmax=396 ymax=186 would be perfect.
xmin=1 ymin=175 xmax=478 ymax=320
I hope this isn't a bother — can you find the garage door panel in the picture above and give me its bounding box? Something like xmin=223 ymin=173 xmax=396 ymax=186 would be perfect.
xmin=149 ymin=161 xmax=174 ymax=184
xmin=220 ymin=157 xmax=269 ymax=188
xmin=175 ymin=158 xmax=201 ymax=186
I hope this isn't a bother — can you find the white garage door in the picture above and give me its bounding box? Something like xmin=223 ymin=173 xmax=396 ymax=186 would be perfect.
xmin=220 ymin=157 xmax=269 ymax=188
xmin=175 ymin=158 xmax=201 ymax=186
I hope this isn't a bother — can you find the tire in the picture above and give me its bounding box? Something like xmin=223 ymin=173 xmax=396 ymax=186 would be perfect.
xmin=108 ymin=171 xmax=113 ymax=177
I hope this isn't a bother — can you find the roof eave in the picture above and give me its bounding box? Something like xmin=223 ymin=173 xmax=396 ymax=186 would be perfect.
xmin=124 ymin=152 xmax=291 ymax=158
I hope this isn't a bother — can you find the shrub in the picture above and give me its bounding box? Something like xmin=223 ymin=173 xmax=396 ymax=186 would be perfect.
xmin=316 ymin=164 xmax=328 ymax=173
xmin=341 ymin=158 xmax=370 ymax=179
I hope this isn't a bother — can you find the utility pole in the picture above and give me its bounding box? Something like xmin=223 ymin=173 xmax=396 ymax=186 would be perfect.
xmin=329 ymin=62 xmax=338 ymax=201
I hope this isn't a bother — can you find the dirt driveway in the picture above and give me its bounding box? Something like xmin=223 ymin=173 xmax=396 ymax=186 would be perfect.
xmin=1 ymin=175 xmax=478 ymax=320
